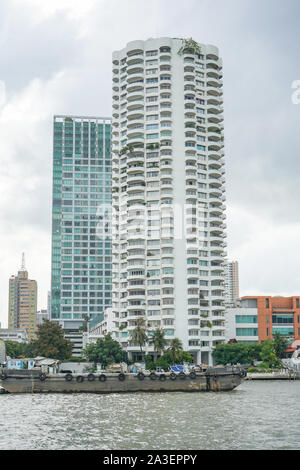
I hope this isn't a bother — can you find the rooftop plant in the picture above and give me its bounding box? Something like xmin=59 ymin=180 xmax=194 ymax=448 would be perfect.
xmin=178 ymin=38 xmax=202 ymax=56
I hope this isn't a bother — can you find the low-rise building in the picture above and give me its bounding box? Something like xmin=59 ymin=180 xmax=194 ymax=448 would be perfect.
xmin=87 ymin=309 xmax=119 ymax=345
xmin=63 ymin=328 xmax=84 ymax=358
xmin=226 ymin=296 xmax=300 ymax=344
xmin=0 ymin=328 xmax=29 ymax=344
xmin=225 ymin=298 xmax=258 ymax=343
xmin=36 ymin=309 xmax=49 ymax=326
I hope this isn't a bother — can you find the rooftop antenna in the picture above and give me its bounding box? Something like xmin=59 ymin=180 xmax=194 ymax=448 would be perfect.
xmin=21 ymin=252 xmax=26 ymax=271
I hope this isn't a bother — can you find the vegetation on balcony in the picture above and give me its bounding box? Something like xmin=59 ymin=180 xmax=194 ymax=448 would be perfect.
xmin=178 ymin=38 xmax=202 ymax=56
xmin=119 ymin=143 xmax=135 ymax=156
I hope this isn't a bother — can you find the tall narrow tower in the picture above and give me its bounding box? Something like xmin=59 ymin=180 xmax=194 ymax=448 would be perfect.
xmin=8 ymin=254 xmax=37 ymax=341
xmin=225 ymin=260 xmax=239 ymax=304
xmin=50 ymin=115 xmax=112 ymax=333
xmin=110 ymin=38 xmax=226 ymax=365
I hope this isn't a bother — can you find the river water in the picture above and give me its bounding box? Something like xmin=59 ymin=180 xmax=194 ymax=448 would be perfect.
xmin=0 ymin=380 xmax=299 ymax=450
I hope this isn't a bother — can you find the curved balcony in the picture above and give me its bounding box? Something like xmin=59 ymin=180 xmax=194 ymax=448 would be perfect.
xmin=126 ymin=127 xmax=144 ymax=139
xmin=208 ymin=167 xmax=222 ymax=177
xmin=127 ymin=63 xmax=144 ymax=74
xmin=207 ymin=86 xmax=222 ymax=96
xmin=126 ymin=154 xmax=145 ymax=166
xmin=207 ymin=131 xmax=222 ymax=142
xmin=208 ymin=161 xmax=222 ymax=171
xmin=209 ymin=216 xmax=223 ymax=227
xmin=127 ymin=179 xmax=146 ymax=191
xmin=127 ymin=95 xmax=144 ymax=107
xmin=208 ymin=151 xmax=223 ymax=163
xmin=160 ymin=139 xmax=172 ymax=151
xmin=184 ymin=61 xmax=195 ymax=71
xmin=207 ymin=76 xmax=222 ymax=87
xmin=209 ymin=207 xmax=223 ymax=218
xmin=160 ymin=55 xmax=171 ymax=64
xmin=127 ymin=304 xmax=146 ymax=313
xmin=184 ymin=75 xmax=195 ymax=83
xmin=207 ymin=142 xmax=222 ymax=153
xmin=127 ymin=56 xmax=144 ymax=66
xmin=185 ymin=158 xmax=197 ymax=168
xmin=127 ymin=169 xmax=145 ymax=181
xmin=127 ymin=75 xmax=144 ymax=86
xmin=207 ymin=115 xmax=223 ymax=125
xmin=127 ymin=162 xmax=144 ymax=174
xmin=206 ymin=62 xmax=220 ymax=73
xmin=127 ymin=109 xmax=144 ymax=120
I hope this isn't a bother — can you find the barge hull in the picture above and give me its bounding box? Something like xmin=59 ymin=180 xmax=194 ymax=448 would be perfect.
xmin=0 ymin=371 xmax=243 ymax=394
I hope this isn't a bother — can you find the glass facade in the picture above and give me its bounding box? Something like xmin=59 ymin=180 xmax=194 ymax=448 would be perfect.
xmin=236 ymin=328 xmax=258 ymax=337
xmin=272 ymin=326 xmax=294 ymax=336
xmin=51 ymin=116 xmax=112 ymax=325
xmin=236 ymin=315 xmax=258 ymax=324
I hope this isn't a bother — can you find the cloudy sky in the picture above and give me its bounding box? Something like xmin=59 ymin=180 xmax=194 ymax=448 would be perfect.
xmin=0 ymin=0 xmax=300 ymax=327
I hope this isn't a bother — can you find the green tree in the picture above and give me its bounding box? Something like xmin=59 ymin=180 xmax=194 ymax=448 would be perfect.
xmin=148 ymin=329 xmax=167 ymax=360
xmin=32 ymin=320 xmax=73 ymax=361
xmin=83 ymin=334 xmax=127 ymax=366
xmin=4 ymin=340 xmax=36 ymax=359
xmin=130 ymin=317 xmax=148 ymax=356
xmin=212 ymin=343 xmax=262 ymax=365
xmin=168 ymin=338 xmax=184 ymax=363
xmin=154 ymin=350 xmax=194 ymax=371
xmin=260 ymin=340 xmax=281 ymax=368
xmin=79 ymin=315 xmax=90 ymax=333
xmin=273 ymin=332 xmax=288 ymax=359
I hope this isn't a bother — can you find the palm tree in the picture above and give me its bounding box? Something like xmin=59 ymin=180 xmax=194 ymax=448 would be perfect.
xmin=168 ymin=338 xmax=183 ymax=364
xmin=149 ymin=329 xmax=167 ymax=361
xmin=130 ymin=317 xmax=148 ymax=357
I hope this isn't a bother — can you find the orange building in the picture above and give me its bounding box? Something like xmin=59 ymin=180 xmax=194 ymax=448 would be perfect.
xmin=242 ymin=296 xmax=300 ymax=343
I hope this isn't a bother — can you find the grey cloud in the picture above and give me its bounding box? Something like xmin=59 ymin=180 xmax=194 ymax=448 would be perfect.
xmin=1 ymin=0 xmax=300 ymax=326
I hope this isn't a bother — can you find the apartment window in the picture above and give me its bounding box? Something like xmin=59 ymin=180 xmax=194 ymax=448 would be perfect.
xmin=236 ymin=328 xmax=258 ymax=337
xmin=146 ymin=59 xmax=158 ymax=66
xmin=146 ymin=133 xmax=159 ymax=139
xmin=146 ymin=115 xmax=159 ymax=121
xmin=146 ymin=106 xmax=159 ymax=112
xmin=236 ymin=315 xmax=257 ymax=324
xmin=146 ymin=96 xmax=158 ymax=103
xmin=146 ymin=68 xmax=158 ymax=75
xmin=265 ymin=298 xmax=269 ymax=308
xmin=146 ymin=87 xmax=158 ymax=94
xmin=146 ymin=50 xmax=158 ymax=56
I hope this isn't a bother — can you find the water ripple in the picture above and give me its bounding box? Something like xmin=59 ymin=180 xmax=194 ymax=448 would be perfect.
xmin=0 ymin=381 xmax=299 ymax=450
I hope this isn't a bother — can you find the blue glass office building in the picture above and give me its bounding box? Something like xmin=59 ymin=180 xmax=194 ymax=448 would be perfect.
xmin=51 ymin=115 xmax=112 ymax=330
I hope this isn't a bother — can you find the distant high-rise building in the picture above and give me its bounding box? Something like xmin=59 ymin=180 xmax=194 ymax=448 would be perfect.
xmin=225 ymin=261 xmax=239 ymax=304
xmin=47 ymin=290 xmax=51 ymax=317
xmin=110 ymin=38 xmax=227 ymax=365
xmin=8 ymin=254 xmax=37 ymax=341
xmin=50 ymin=115 xmax=112 ymax=335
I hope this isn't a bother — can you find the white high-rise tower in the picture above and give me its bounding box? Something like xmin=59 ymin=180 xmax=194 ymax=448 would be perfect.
xmin=110 ymin=38 xmax=226 ymax=365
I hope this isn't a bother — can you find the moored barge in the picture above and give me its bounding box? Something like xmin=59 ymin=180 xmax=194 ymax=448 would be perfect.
xmin=0 ymin=366 xmax=246 ymax=394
